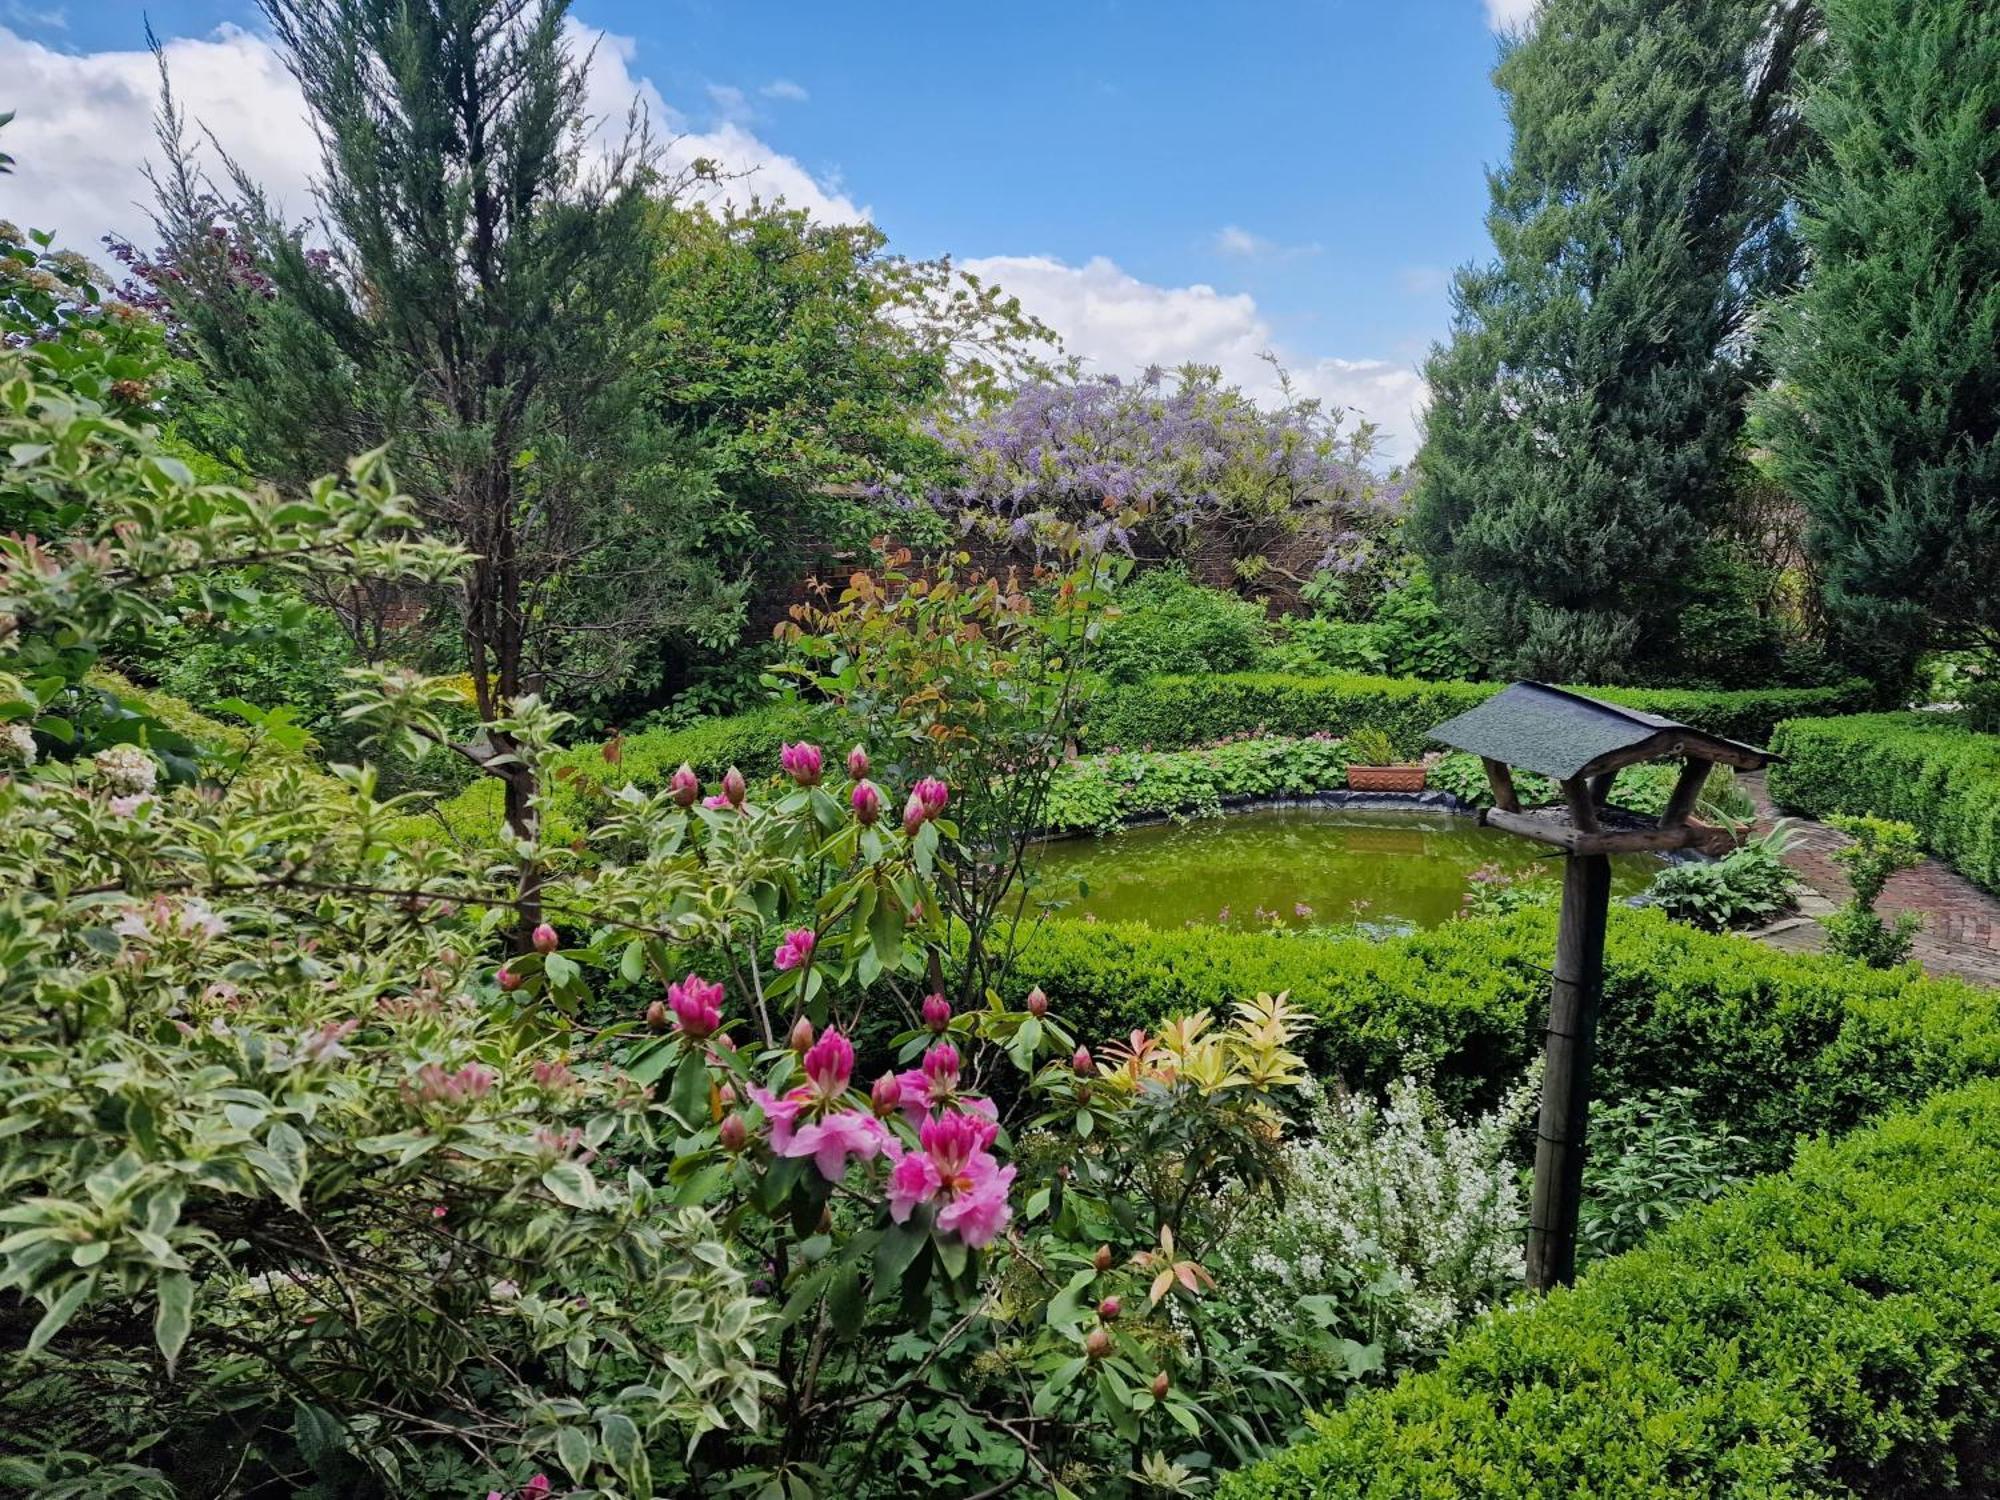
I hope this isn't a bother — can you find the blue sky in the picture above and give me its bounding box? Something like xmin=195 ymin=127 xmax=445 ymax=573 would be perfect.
xmin=2 ymin=0 xmax=1525 ymax=457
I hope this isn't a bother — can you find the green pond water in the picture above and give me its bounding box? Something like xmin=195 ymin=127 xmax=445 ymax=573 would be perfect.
xmin=1033 ymin=808 xmax=1658 ymax=935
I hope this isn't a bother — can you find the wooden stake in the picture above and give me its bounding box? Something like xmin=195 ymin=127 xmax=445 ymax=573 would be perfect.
xmin=1526 ymin=852 xmax=1612 ymax=1293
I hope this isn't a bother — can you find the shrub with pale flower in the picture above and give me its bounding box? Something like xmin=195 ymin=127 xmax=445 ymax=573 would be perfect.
xmin=90 ymin=742 xmax=158 ymax=794
xmin=0 ymin=721 xmax=33 ymax=765
xmin=1216 ymin=1070 xmax=1534 ymax=1363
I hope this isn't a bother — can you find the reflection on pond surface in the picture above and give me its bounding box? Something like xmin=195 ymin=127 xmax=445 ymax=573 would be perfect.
xmin=1032 ymin=808 xmax=1658 ymax=935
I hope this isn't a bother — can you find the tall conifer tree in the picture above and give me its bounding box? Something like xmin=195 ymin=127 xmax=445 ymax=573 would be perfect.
xmin=1413 ymin=0 xmax=1816 ymax=681
xmin=1761 ymin=0 xmax=2000 ymax=677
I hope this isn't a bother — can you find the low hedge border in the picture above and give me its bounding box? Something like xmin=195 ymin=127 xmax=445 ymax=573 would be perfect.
xmin=1216 ymin=1076 xmax=2000 ymax=1499
xmin=1080 ymin=672 xmax=1874 ymax=757
xmin=1769 ymin=711 xmax=2000 ymax=897
xmin=998 ymin=906 xmax=2000 ymax=1165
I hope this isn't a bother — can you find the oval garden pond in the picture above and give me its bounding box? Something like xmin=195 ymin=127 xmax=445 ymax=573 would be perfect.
xmin=1033 ymin=806 xmax=1660 ymax=935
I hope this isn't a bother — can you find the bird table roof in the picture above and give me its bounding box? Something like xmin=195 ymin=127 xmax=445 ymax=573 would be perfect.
xmin=1426 ymin=682 xmax=1772 ymax=782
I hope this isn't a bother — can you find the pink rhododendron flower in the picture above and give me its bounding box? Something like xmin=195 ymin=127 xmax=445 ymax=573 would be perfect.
xmin=782 ymin=1107 xmax=892 ymax=1181
xmin=721 ymin=766 xmax=747 ymax=808
xmin=921 ymin=993 xmax=952 ymax=1033
xmin=667 ymin=973 xmax=724 ymax=1038
xmin=702 ymin=793 xmax=733 ymax=810
xmin=802 ymin=1027 xmax=855 ymax=1100
xmin=669 ymin=763 xmax=700 ymax=807
xmin=901 ymin=791 xmax=928 ymax=836
xmin=870 ymin=1071 xmax=903 ymax=1117
xmin=749 ymin=1085 xmax=805 ymax=1152
xmin=897 ymin=1041 xmax=977 ymax=1123
xmin=772 ymin=927 xmax=816 ymax=971
xmin=885 ymin=1109 xmax=1015 ymax=1248
xmin=851 ymin=780 xmax=882 ymax=825
xmin=846 ymin=744 xmax=870 ymax=779
xmin=780 ymin=741 xmax=824 ymax=785
xmin=914 ymin=776 xmax=949 ymax=816
xmin=531 ymin=922 xmax=559 ymax=954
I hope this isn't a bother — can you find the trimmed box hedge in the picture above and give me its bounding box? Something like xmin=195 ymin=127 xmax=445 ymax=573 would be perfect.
xmin=1000 ymin=906 xmax=2000 ymax=1162
xmin=1216 ymin=1076 xmax=2000 ymax=1499
xmin=1079 ymin=672 xmax=1874 ymax=757
xmin=1769 ymin=711 xmax=2000 ymax=898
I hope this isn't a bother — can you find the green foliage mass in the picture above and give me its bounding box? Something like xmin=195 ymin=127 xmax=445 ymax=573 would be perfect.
xmin=1770 ymin=713 xmax=2000 ymax=897
xmin=1575 ymin=1087 xmax=1751 ymax=1264
xmin=1041 ymin=736 xmax=1353 ymax=835
xmin=996 ymin=905 xmax=2000 ymax=1162
xmin=1758 ymin=0 xmax=2000 ymax=678
xmin=1218 ymin=1076 xmax=2000 ymax=1498
xmin=1413 ymin=0 xmax=1816 ymax=682
xmin=1092 ymin=567 xmax=1271 ymax=684
xmin=1638 ymin=830 xmax=1801 ymax=932
xmin=1081 ymin=671 xmax=1871 ymax=757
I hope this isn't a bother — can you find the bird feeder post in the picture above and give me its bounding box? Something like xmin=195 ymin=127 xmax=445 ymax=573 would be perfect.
xmin=1425 ymin=683 xmax=1774 ymax=1294
xmin=1525 ymin=849 xmax=1611 ymax=1292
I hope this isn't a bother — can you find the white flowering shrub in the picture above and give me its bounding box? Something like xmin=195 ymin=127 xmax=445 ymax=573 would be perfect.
xmin=1215 ymin=1070 xmax=1534 ymax=1374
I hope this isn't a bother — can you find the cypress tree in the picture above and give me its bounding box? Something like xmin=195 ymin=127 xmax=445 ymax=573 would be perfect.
xmin=1760 ymin=0 xmax=2000 ymax=678
xmin=1413 ymin=0 xmax=1816 ymax=682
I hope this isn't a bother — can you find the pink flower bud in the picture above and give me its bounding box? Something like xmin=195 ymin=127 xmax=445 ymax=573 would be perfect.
xmin=1151 ymin=1370 xmax=1170 ymax=1399
xmin=1098 ymin=1295 xmax=1122 ymax=1322
xmin=645 ymin=999 xmax=668 ymax=1033
xmin=871 ymin=1071 xmax=903 ymax=1118
xmin=922 ymin=993 xmax=952 ymax=1033
xmin=1026 ymin=986 xmax=1048 ymax=1018
xmin=670 ymin=762 xmax=700 ymax=808
xmin=915 ymin=776 xmax=950 ymax=816
xmin=803 ymin=1027 xmax=855 ymax=1098
xmin=1073 ymin=1046 xmax=1093 ymax=1077
xmin=921 ymin=1041 xmax=960 ymax=1087
xmin=851 ymin=780 xmax=882 ymax=825
xmin=667 ymin=973 xmax=724 ymax=1039
xmin=1093 ymin=1244 xmax=1114 ymax=1272
xmin=496 ymin=964 xmax=522 ymax=992
xmin=719 ymin=1113 xmax=749 ymax=1152
xmin=847 ymin=744 xmax=870 ymax=779
xmin=721 ymin=766 xmax=747 ymax=809
xmin=789 ymin=1015 xmax=816 ymax=1053
xmin=1085 ymin=1327 xmax=1112 ymax=1360
xmin=902 ymin=791 xmax=928 ymax=837
xmin=531 ymin=922 xmax=558 ymax=954
xmin=780 ymin=741 xmax=824 ymax=786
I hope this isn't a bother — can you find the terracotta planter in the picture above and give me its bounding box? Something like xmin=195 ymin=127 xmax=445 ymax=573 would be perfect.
xmin=1345 ymin=763 xmax=1428 ymax=793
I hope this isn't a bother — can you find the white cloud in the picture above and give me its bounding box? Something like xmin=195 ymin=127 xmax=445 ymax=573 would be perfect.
xmin=1397 ymin=265 xmax=1451 ymax=296
xmin=760 ymin=79 xmax=809 ymax=103
xmin=0 ymin=22 xmax=320 ymax=254
xmin=0 ymin=19 xmax=865 ymax=257
xmin=1213 ymin=223 xmax=1320 ymax=262
xmin=958 ymin=254 xmax=1427 ymax=460
xmin=705 ymin=82 xmax=750 ymax=122
xmin=1485 ymin=0 xmax=1540 ymax=30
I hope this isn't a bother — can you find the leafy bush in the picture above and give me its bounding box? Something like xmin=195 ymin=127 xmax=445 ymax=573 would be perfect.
xmin=1824 ymin=812 xmax=1926 ymax=967
xmin=1214 ymin=1072 xmax=1535 ymax=1380
xmin=1219 ymin=1078 xmax=2000 ymax=1499
xmin=1343 ymin=726 xmax=1397 ymax=766
xmin=995 ymin=906 xmax=2000 ymax=1162
xmin=1769 ymin=711 xmax=2000 ymax=896
xmin=1575 ymin=1087 xmax=1752 ymax=1262
xmin=1094 ymin=566 xmax=1271 ymax=683
xmin=1638 ymin=824 xmax=1802 ymax=931
xmin=1042 ymin=735 xmax=1352 ymax=834
xmin=1082 ymin=671 xmax=1872 ymax=757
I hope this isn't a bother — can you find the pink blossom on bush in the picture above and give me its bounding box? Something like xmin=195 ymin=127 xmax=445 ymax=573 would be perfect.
xmin=780 ymin=741 xmax=824 ymax=785
xmin=531 ymin=922 xmax=559 ymax=954
xmin=667 ymin=973 xmax=724 ymax=1039
xmin=914 ymin=776 xmax=949 ymax=816
xmin=702 ymin=794 xmax=733 ymax=810
xmin=885 ymin=1109 xmax=1015 ymax=1248
xmin=870 ymin=1071 xmax=903 ymax=1117
xmin=782 ymin=1107 xmax=893 ymax=1181
xmin=921 ymin=993 xmax=952 ymax=1033
xmin=669 ymin=762 xmax=700 ymax=807
xmin=749 ymin=1085 xmax=805 ymax=1152
xmin=846 ymin=744 xmax=870 ymax=779
xmin=772 ymin=927 xmax=816 ymax=971
xmin=721 ymin=766 xmax=747 ymax=808
xmin=802 ymin=1026 xmax=855 ymax=1100
xmin=851 ymin=780 xmax=883 ymax=825
xmin=901 ymin=791 xmax=928 ymax=837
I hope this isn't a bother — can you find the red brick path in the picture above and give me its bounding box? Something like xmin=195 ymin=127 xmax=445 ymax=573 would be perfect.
xmin=1742 ymin=770 xmax=2000 ymax=987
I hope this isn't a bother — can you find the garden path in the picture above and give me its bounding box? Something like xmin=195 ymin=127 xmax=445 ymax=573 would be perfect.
xmin=1740 ymin=770 xmax=2000 ymax=988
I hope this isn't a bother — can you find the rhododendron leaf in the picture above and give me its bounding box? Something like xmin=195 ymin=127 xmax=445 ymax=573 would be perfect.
xmin=667 ymin=1051 xmax=709 ymax=1127
xmin=935 ymin=1235 xmax=969 ymax=1281
xmin=1035 ymin=1356 xmax=1088 ymax=1414
xmin=1148 ymin=1268 xmax=1175 ymax=1307
xmin=625 ymin=1039 xmax=674 ymax=1087
xmin=544 ymin=952 xmax=580 ymax=988
xmin=1045 ymin=1269 xmax=1097 ymax=1329
xmin=874 ymin=1221 xmax=928 ymax=1288
xmin=827 ymin=1263 xmax=867 ymax=1335
xmin=867 ymin=893 xmax=903 ymax=967
xmin=618 ymin=938 xmax=646 ymax=984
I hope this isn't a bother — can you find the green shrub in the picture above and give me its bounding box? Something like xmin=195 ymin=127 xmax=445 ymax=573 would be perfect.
xmin=1041 ymin=735 xmax=1351 ymax=834
xmin=1219 ymin=1078 xmax=2000 ymax=1498
xmin=1081 ymin=672 xmax=1871 ymax=756
xmin=1575 ymin=1087 xmax=1751 ymax=1264
xmin=428 ymin=700 xmax=822 ymax=843
xmin=1344 ymin=726 xmax=1397 ymax=766
xmin=998 ymin=906 xmax=2000 ymax=1160
xmin=1769 ymin=712 xmax=2000 ymax=897
xmin=1093 ymin=567 xmax=1270 ymax=683
xmin=1823 ymin=812 xmax=1927 ymax=968
xmin=1638 ymin=824 xmax=1802 ymax=932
